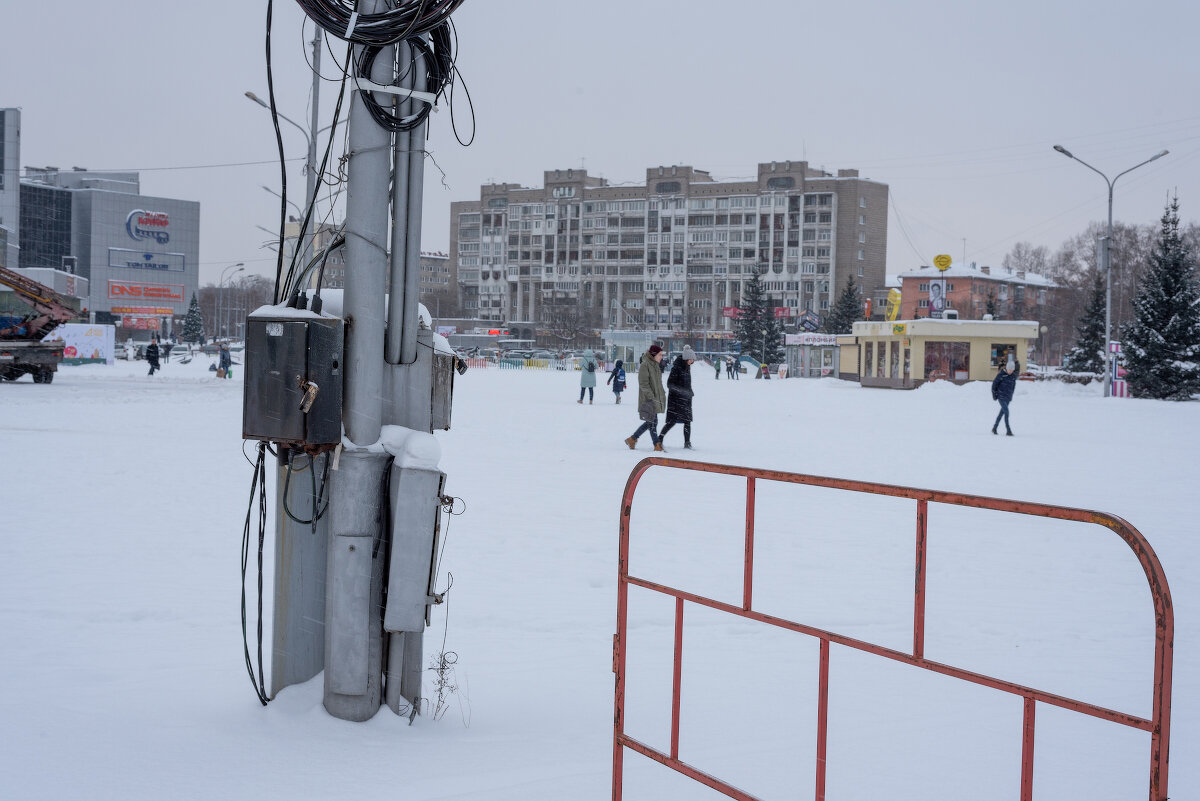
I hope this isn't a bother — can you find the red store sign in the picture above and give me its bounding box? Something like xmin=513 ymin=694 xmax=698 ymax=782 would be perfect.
xmin=108 ymin=280 xmax=184 ymax=302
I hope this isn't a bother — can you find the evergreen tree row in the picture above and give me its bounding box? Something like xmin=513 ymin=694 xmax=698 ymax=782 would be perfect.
xmin=1122 ymin=197 xmax=1200 ymax=400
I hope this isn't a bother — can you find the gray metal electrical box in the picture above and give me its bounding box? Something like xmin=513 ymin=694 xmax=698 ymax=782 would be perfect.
xmin=243 ymin=312 xmax=344 ymax=447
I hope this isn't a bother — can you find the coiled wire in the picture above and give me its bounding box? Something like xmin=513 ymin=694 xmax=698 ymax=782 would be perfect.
xmin=356 ymin=22 xmax=454 ymax=132
xmin=294 ymin=0 xmax=464 ymax=45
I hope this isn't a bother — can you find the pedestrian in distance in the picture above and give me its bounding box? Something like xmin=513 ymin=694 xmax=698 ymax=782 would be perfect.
xmin=991 ymin=353 xmax=1019 ymax=436
xmin=145 ymin=336 xmax=161 ymax=376
xmin=162 ymin=340 xmax=173 ymax=365
xmin=607 ymin=358 xmax=627 ymax=403
xmin=578 ymin=348 xmax=599 ymax=404
xmin=219 ymin=343 xmax=233 ymax=379
xmin=660 ymin=345 xmax=696 ymax=450
xmin=713 ymin=356 xmax=721 ymax=380
xmin=625 ymin=344 xmax=666 ymax=451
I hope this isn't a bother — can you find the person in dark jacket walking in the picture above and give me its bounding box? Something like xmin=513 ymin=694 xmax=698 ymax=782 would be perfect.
xmin=660 ymin=345 xmax=696 ymax=449
xmin=219 ymin=344 xmax=233 ymax=379
xmin=145 ymin=337 xmax=161 ymax=376
xmin=625 ymin=345 xmax=666 ymax=451
xmin=991 ymin=355 xmax=1019 ymax=435
xmin=607 ymin=359 xmax=627 ymax=403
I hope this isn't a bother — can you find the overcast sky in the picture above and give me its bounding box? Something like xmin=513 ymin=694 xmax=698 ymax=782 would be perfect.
xmin=5 ymin=0 xmax=1197 ymax=286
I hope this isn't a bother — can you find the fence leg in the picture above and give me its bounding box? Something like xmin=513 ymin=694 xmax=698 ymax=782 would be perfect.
xmin=1020 ymin=696 xmax=1035 ymax=801
xmin=816 ymin=638 xmax=829 ymax=801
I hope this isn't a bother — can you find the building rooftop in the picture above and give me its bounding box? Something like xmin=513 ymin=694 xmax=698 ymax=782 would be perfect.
xmin=897 ymin=261 xmax=1057 ymax=288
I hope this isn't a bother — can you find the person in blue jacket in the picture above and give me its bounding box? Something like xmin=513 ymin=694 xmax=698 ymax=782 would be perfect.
xmin=991 ymin=355 xmax=1019 ymax=436
xmin=607 ymin=358 xmax=627 ymax=404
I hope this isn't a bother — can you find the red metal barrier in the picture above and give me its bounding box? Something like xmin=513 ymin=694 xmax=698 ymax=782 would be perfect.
xmin=612 ymin=457 xmax=1173 ymax=801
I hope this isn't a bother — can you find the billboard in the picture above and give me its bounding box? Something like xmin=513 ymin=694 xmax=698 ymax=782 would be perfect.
xmin=108 ymin=248 xmax=187 ymax=272
xmin=108 ymin=280 xmax=185 ymax=303
xmin=43 ymin=324 xmax=116 ymax=365
xmin=928 ymin=278 xmax=946 ymax=318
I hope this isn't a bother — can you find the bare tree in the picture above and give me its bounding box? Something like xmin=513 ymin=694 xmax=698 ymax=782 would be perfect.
xmin=542 ymin=298 xmax=600 ymax=346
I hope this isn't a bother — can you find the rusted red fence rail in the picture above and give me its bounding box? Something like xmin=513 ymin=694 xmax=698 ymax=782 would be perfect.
xmin=612 ymin=457 xmax=1173 ymax=801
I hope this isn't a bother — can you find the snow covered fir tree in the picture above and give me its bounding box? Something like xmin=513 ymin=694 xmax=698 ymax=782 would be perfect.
xmin=734 ymin=271 xmax=784 ymax=364
xmin=1122 ymin=196 xmax=1200 ymax=400
xmin=822 ymin=276 xmax=864 ymax=334
xmin=182 ymin=293 xmax=205 ymax=344
xmin=1061 ymin=272 xmax=1106 ymax=374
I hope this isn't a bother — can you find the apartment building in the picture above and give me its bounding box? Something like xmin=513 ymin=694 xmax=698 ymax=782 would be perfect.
xmin=450 ymin=161 xmax=888 ymax=332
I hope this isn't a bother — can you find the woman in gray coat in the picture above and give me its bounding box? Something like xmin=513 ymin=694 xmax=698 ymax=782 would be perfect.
xmin=578 ymin=348 xmax=599 ymax=404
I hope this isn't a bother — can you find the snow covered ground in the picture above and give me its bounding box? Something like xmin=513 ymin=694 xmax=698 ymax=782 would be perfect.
xmin=2 ymin=356 xmax=1196 ymax=800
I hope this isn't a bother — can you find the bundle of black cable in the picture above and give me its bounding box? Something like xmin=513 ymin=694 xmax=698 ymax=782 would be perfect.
xmin=295 ymin=0 xmax=464 ymax=46
xmin=356 ymin=22 xmax=455 ymax=133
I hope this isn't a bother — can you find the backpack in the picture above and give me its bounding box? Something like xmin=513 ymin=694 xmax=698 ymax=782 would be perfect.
xmin=586 ymin=361 xmax=595 ymax=372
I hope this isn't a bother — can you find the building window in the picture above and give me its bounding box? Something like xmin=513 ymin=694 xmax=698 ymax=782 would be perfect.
xmin=857 ymin=249 xmax=865 ymax=260
xmin=859 ymin=197 xmax=866 ymax=208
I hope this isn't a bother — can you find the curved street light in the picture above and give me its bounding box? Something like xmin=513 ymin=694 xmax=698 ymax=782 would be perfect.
xmin=219 ymin=263 xmax=245 ymax=341
xmin=1052 ymin=145 xmax=1168 ymax=397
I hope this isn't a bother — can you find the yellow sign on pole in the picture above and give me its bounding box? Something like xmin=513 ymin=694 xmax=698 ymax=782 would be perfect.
xmin=933 ymin=254 xmax=953 ymax=271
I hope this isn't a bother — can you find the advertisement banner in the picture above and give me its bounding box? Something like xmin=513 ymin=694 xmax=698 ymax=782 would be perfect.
xmin=121 ymin=316 xmax=163 ymax=331
xmin=43 ymin=324 xmax=116 ymax=365
xmin=785 ymin=333 xmax=838 ymax=346
xmin=108 ymin=248 xmax=186 ymax=272
xmin=721 ymin=306 xmax=742 ymax=318
xmin=108 ymin=280 xmax=184 ymax=303
xmin=111 ymin=306 xmax=174 ymax=315
xmin=773 ymin=307 xmax=793 ymax=318
xmin=928 ymin=278 xmax=946 ymax=318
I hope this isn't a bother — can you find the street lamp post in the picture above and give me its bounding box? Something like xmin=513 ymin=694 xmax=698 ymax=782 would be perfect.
xmin=1052 ymin=145 xmax=1168 ymax=397
xmin=219 ymin=263 xmax=245 ymax=341
xmin=246 ymin=28 xmax=320 ymax=270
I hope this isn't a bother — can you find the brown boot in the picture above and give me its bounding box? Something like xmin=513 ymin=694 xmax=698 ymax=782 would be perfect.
xmin=624 ymin=437 xmax=637 ymax=450
xmin=653 ymin=442 xmax=665 ymax=452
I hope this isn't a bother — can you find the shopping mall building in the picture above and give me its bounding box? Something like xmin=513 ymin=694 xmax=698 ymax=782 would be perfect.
xmin=1 ymin=108 xmax=200 ymax=339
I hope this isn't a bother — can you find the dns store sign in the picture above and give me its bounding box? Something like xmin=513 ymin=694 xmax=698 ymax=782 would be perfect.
xmin=108 ymin=280 xmax=184 ymax=302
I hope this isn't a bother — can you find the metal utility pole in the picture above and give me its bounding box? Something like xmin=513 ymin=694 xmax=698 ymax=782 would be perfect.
xmin=323 ymin=0 xmax=393 ymax=722
xmin=1053 ymin=145 xmax=1168 ymax=397
xmin=252 ymin=0 xmax=463 ymax=726
xmin=306 ymin=28 xmax=321 ymax=268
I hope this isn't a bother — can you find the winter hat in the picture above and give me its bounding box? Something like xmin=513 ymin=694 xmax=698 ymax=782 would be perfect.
xmin=647 ymin=344 xmax=663 ymax=357
xmin=681 ymin=345 xmax=697 ymax=361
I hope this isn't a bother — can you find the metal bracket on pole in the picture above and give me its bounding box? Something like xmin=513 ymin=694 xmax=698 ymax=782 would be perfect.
xmin=355 ymin=79 xmax=438 ymax=107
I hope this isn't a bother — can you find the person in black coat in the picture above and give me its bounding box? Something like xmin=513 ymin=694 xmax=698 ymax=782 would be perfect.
xmin=145 ymin=337 xmax=161 ymax=376
xmin=991 ymin=356 xmax=1019 ymax=436
xmin=659 ymin=345 xmax=696 ymax=449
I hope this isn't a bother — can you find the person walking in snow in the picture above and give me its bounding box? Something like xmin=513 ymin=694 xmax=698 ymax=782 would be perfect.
xmin=713 ymin=356 xmax=721 ymax=380
xmin=145 ymin=337 xmax=161 ymax=376
xmin=219 ymin=343 xmax=233 ymax=379
xmin=659 ymin=345 xmax=696 ymax=450
xmin=578 ymin=348 xmax=599 ymax=404
xmin=162 ymin=340 xmax=173 ymax=365
xmin=607 ymin=358 xmax=627 ymax=403
xmin=991 ymin=353 xmax=1019 ymax=436
xmin=625 ymin=344 xmax=666 ymax=451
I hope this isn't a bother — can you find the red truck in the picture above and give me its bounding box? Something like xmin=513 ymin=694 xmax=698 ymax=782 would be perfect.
xmin=0 ymin=266 xmax=79 ymax=384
